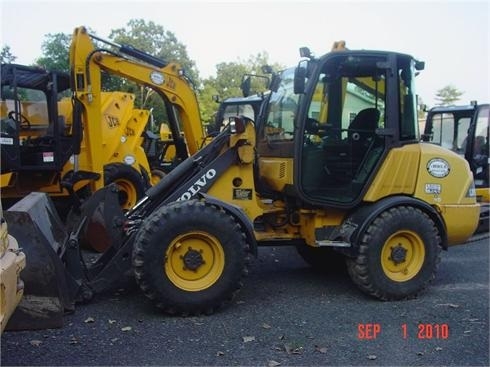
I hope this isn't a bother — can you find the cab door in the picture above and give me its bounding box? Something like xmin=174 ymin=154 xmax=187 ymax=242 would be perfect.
xmin=297 ymin=53 xmax=390 ymax=205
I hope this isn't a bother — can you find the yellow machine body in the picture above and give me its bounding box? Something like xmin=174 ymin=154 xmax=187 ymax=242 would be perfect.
xmin=0 ymin=203 xmax=26 ymax=333
xmin=1 ymin=92 xmax=151 ymax=197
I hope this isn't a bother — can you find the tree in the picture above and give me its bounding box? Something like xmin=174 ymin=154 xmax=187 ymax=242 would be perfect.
xmin=35 ymin=33 xmax=71 ymax=72
xmin=197 ymin=52 xmax=285 ymax=123
xmin=1 ymin=45 xmax=17 ymax=64
xmin=109 ymin=19 xmax=199 ymax=83
xmin=434 ymin=85 xmax=464 ymax=106
xmin=108 ymin=19 xmax=200 ymax=125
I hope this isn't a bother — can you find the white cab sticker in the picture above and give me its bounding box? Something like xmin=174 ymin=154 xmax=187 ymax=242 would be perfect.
xmin=427 ymin=158 xmax=450 ymax=178
xmin=150 ymin=71 xmax=164 ymax=85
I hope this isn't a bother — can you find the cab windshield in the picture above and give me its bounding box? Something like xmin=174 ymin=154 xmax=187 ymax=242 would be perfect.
xmin=263 ymin=67 xmax=298 ymax=141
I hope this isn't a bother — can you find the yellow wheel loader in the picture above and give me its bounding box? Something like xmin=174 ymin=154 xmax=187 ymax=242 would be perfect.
xmin=6 ymin=45 xmax=480 ymax=328
xmin=422 ymin=102 xmax=489 ymax=231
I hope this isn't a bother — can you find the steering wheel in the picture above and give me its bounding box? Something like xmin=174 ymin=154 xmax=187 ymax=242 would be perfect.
xmin=8 ymin=111 xmax=31 ymax=130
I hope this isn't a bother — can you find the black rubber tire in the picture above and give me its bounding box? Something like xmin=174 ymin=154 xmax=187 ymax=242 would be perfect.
xmin=346 ymin=206 xmax=441 ymax=300
xmin=132 ymin=200 xmax=251 ymax=316
xmin=296 ymin=245 xmax=347 ymax=273
xmin=104 ymin=163 xmax=146 ymax=209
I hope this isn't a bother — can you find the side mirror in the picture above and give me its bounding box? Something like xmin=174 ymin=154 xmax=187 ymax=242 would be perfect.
xmin=299 ymin=47 xmax=312 ymax=59
xmin=240 ymin=76 xmax=251 ymax=97
xmin=294 ymin=61 xmax=307 ymax=94
xmin=261 ymin=65 xmax=273 ymax=74
xmin=269 ymin=73 xmax=281 ymax=93
xmin=230 ymin=116 xmax=247 ymax=134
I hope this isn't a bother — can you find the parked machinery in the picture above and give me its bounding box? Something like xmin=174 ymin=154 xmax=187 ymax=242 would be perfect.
xmin=5 ymin=43 xmax=480 ymax=329
xmin=1 ymin=26 xmax=206 ymax=216
xmin=422 ymin=102 xmax=489 ymax=230
xmin=1 ymin=65 xmax=156 ymax=213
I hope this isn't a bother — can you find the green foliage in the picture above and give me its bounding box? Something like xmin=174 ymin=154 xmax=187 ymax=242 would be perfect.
xmin=197 ymin=52 xmax=285 ymax=123
xmin=109 ymin=19 xmax=199 ymax=83
xmin=33 ymin=20 xmax=288 ymax=127
xmin=434 ymin=85 xmax=464 ymax=106
xmin=107 ymin=19 xmax=200 ymax=125
xmin=35 ymin=33 xmax=71 ymax=72
xmin=197 ymin=80 xmax=221 ymax=124
xmin=1 ymin=45 xmax=17 ymax=64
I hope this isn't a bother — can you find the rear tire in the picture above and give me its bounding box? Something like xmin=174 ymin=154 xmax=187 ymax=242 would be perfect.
xmin=132 ymin=200 xmax=251 ymax=315
xmin=104 ymin=163 xmax=146 ymax=210
xmin=346 ymin=206 xmax=441 ymax=300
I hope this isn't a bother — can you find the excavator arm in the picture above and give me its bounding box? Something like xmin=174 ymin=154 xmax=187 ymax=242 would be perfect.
xmin=69 ymin=26 xmax=204 ymax=181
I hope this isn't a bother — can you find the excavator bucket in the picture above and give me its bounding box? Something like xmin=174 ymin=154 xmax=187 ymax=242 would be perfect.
xmin=3 ymin=186 xmax=127 ymax=330
xmin=4 ymin=193 xmax=78 ymax=330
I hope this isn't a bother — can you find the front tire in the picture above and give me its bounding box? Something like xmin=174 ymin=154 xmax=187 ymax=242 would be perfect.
xmin=132 ymin=200 xmax=251 ymax=315
xmin=346 ymin=206 xmax=441 ymax=300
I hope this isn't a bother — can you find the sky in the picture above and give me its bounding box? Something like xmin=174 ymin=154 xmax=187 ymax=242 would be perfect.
xmin=0 ymin=0 xmax=489 ymax=107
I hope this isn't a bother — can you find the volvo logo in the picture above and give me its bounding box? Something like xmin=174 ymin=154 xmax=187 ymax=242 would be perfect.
xmin=178 ymin=169 xmax=217 ymax=201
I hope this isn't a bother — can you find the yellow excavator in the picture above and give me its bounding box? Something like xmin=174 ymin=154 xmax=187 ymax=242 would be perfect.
xmin=5 ymin=42 xmax=480 ymax=329
xmin=2 ymin=27 xmax=208 ymax=254
xmin=1 ymin=26 xmax=206 ymax=214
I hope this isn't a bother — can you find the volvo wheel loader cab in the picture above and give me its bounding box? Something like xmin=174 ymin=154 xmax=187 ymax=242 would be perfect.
xmin=422 ymin=102 xmax=489 ymax=230
xmin=8 ymin=45 xmax=480 ymax=327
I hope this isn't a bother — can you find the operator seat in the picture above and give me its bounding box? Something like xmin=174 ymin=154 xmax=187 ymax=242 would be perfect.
xmin=347 ymin=107 xmax=380 ymax=175
xmin=348 ymin=107 xmax=380 ymax=142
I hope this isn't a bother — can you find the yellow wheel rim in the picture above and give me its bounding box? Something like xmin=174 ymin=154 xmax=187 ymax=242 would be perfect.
xmin=150 ymin=174 xmax=161 ymax=186
xmin=150 ymin=172 xmax=164 ymax=186
xmin=165 ymin=231 xmax=225 ymax=292
xmin=114 ymin=178 xmax=138 ymax=210
xmin=381 ymin=230 xmax=425 ymax=282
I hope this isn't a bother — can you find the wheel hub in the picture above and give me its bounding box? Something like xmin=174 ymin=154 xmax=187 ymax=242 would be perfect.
xmin=181 ymin=247 xmax=205 ymax=271
xmin=390 ymin=244 xmax=408 ymax=265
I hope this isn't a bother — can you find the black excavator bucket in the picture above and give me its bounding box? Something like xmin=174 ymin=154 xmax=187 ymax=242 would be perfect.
xmin=3 ymin=186 xmax=126 ymax=330
xmin=4 ymin=192 xmax=78 ymax=330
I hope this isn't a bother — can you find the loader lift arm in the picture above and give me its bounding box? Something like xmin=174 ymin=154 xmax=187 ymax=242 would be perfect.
xmin=63 ymin=123 xmax=239 ymax=298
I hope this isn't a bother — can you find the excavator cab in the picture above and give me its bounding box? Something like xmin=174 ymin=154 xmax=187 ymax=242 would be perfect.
xmin=1 ymin=64 xmax=75 ymax=183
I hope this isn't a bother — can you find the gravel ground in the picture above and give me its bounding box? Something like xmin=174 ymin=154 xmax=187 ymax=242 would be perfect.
xmin=1 ymin=238 xmax=488 ymax=366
